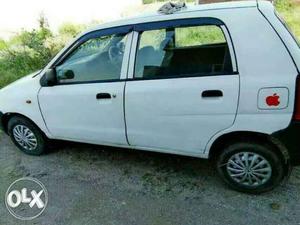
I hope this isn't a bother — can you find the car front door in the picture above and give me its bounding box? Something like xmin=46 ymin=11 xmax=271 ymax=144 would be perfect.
xmin=38 ymin=27 xmax=132 ymax=146
xmin=125 ymin=19 xmax=239 ymax=155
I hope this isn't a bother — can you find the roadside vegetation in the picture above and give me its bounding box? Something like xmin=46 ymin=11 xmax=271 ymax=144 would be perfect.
xmin=0 ymin=15 xmax=87 ymax=88
xmin=0 ymin=0 xmax=299 ymax=89
xmin=276 ymin=0 xmax=300 ymax=40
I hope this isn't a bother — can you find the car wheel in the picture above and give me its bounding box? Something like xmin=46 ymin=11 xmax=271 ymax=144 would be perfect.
xmin=216 ymin=141 xmax=286 ymax=194
xmin=7 ymin=116 xmax=47 ymax=155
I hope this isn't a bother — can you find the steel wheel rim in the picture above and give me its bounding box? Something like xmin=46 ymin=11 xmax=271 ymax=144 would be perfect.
xmin=226 ymin=152 xmax=272 ymax=187
xmin=13 ymin=125 xmax=38 ymax=151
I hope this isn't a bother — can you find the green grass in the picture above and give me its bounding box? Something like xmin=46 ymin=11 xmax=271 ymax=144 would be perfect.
xmin=276 ymin=2 xmax=300 ymax=42
xmin=0 ymin=22 xmax=85 ymax=88
xmin=0 ymin=69 xmax=23 ymax=88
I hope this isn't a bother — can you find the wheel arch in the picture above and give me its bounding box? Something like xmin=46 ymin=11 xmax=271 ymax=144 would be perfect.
xmin=1 ymin=112 xmax=46 ymax=137
xmin=208 ymin=131 xmax=291 ymax=166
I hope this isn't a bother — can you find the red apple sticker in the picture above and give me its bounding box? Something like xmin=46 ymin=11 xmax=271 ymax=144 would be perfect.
xmin=266 ymin=93 xmax=280 ymax=106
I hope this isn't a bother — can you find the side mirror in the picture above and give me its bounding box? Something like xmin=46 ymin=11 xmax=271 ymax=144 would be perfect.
xmin=40 ymin=68 xmax=57 ymax=87
xmin=60 ymin=70 xmax=75 ymax=80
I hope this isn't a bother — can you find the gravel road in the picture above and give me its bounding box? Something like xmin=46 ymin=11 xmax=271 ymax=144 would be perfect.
xmin=0 ymin=133 xmax=300 ymax=225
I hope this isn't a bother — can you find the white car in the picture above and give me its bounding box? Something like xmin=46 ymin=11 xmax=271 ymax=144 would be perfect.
xmin=0 ymin=1 xmax=299 ymax=193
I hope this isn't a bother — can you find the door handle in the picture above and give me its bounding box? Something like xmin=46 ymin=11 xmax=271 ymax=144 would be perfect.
xmin=202 ymin=90 xmax=223 ymax=98
xmin=96 ymin=93 xmax=112 ymax=99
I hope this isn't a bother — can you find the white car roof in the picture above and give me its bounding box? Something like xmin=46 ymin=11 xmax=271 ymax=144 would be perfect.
xmin=83 ymin=1 xmax=258 ymax=35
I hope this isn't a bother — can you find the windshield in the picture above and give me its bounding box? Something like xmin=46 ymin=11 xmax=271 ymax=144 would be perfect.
xmin=275 ymin=11 xmax=300 ymax=48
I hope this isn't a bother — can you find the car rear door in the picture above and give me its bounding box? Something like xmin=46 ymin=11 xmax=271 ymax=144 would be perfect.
xmin=125 ymin=18 xmax=239 ymax=155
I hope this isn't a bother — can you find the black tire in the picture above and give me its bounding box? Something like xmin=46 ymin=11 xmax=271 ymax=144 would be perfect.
xmin=7 ymin=116 xmax=47 ymax=155
xmin=216 ymin=141 xmax=287 ymax=194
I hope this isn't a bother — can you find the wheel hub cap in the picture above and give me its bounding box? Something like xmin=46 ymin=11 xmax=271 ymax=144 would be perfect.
xmin=13 ymin=125 xmax=37 ymax=151
xmin=226 ymin=152 xmax=272 ymax=187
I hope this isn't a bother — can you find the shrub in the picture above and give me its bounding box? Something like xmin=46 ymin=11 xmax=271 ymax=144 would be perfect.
xmin=0 ymin=17 xmax=85 ymax=88
xmin=275 ymin=0 xmax=294 ymax=11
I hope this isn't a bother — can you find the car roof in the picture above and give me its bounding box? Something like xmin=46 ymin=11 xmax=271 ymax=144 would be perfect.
xmin=83 ymin=1 xmax=258 ymax=35
xmin=75 ymin=0 xmax=258 ymax=39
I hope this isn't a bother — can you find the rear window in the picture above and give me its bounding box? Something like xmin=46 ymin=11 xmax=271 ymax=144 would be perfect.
xmin=275 ymin=11 xmax=300 ymax=48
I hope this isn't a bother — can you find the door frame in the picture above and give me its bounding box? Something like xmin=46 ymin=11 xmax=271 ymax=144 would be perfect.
xmin=38 ymin=29 xmax=135 ymax=139
xmin=123 ymin=17 xmax=240 ymax=155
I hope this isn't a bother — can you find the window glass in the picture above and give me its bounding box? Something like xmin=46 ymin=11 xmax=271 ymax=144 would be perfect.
xmin=56 ymin=33 xmax=127 ymax=83
xmin=134 ymin=25 xmax=233 ymax=79
xmin=176 ymin=25 xmax=226 ymax=47
xmin=138 ymin=29 xmax=166 ymax=50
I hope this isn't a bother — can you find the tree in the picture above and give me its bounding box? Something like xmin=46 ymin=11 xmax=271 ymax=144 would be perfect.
xmin=38 ymin=12 xmax=49 ymax=29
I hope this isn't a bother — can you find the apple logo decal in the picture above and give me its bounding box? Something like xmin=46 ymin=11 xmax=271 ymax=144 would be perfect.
xmin=266 ymin=93 xmax=280 ymax=106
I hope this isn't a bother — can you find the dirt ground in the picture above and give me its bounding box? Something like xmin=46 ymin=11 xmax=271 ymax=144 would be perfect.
xmin=1 ymin=133 xmax=300 ymax=225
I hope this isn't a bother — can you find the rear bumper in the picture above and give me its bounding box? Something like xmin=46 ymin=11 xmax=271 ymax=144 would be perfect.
xmin=273 ymin=121 xmax=300 ymax=165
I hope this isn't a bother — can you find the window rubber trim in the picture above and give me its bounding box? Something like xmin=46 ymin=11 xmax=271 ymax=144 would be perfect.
xmin=52 ymin=25 xmax=133 ymax=68
xmin=133 ymin=17 xmax=224 ymax=31
xmin=54 ymin=73 xmax=239 ymax=86
xmin=221 ymin=25 xmax=238 ymax=73
xmin=42 ymin=18 xmax=239 ymax=86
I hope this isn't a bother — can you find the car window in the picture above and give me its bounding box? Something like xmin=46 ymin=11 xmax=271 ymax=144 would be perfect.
xmin=134 ymin=25 xmax=233 ymax=79
xmin=175 ymin=25 xmax=226 ymax=47
xmin=56 ymin=33 xmax=127 ymax=83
